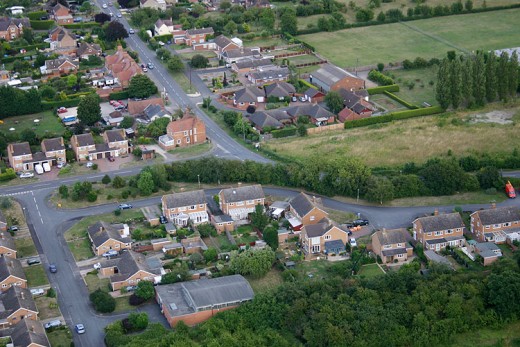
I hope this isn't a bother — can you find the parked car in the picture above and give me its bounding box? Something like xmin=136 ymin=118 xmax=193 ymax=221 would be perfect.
xmin=114 ymin=105 xmax=124 ymax=111
xmin=8 ymin=225 xmax=18 ymax=232
xmin=57 ymin=107 xmax=67 ymax=113
xmin=57 ymin=162 xmax=66 ymax=169
xmin=86 ymin=162 xmax=94 ymax=168
xmin=159 ymin=215 xmax=167 ymax=224
xmin=142 ymin=67 xmax=148 ymax=72
xmin=349 ymin=238 xmax=357 ymax=247
xmin=118 ymin=203 xmax=133 ymax=210
xmin=129 ymin=28 xmax=135 ymax=34
xmin=299 ymin=96 xmax=306 ymax=102
xmin=44 ymin=320 xmax=61 ymax=329
xmin=27 ymin=258 xmax=41 ymax=265
xmin=30 ymin=288 xmax=45 ymax=296
xmin=147 ymin=63 xmax=154 ymax=69
xmin=108 ymin=1 xmax=113 ymax=5
xmin=107 ymin=156 xmax=115 ymax=162
xmin=102 ymin=3 xmax=108 ymax=8
xmin=102 ymin=250 xmax=118 ymax=258
xmin=109 ymin=100 xmax=118 ymax=106
xmin=75 ymin=324 xmax=86 ymax=334
xmin=291 ymin=96 xmax=297 ymax=102
xmin=49 ymin=264 xmax=57 ymax=273
xmin=126 ymin=285 xmax=137 ymax=292
xmin=93 ymin=263 xmax=101 ymax=270
xmin=116 ymin=13 xmax=122 ymax=18
xmin=352 ymin=219 xmax=369 ymax=227
xmin=19 ymin=171 xmax=35 ymax=178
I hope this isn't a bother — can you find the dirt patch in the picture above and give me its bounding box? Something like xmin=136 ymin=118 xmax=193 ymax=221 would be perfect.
xmin=468 ymin=109 xmax=517 ymax=124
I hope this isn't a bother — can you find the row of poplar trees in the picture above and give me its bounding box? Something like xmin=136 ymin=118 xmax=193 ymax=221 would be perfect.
xmin=436 ymin=51 xmax=519 ymax=109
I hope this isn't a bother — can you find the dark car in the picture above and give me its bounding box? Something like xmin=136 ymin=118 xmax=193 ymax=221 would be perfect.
xmin=159 ymin=215 xmax=167 ymax=224
xmin=107 ymin=156 xmax=115 ymax=162
xmin=352 ymin=219 xmax=369 ymax=227
xmin=8 ymin=225 xmax=18 ymax=232
xmin=49 ymin=264 xmax=57 ymax=273
xmin=27 ymin=258 xmax=41 ymax=266
xmin=118 ymin=203 xmax=133 ymax=210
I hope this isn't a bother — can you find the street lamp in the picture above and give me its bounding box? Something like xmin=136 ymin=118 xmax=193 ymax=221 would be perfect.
xmin=197 ymin=174 xmax=200 ymax=188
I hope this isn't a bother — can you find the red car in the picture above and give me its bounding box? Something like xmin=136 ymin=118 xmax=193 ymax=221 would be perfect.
xmin=109 ymin=100 xmax=118 ymax=106
xmin=57 ymin=107 xmax=67 ymax=113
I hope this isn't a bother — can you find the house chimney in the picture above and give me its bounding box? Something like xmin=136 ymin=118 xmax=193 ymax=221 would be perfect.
xmin=21 ymin=291 xmax=24 ymax=300
xmin=312 ymin=196 xmax=316 ymax=203
xmin=491 ymin=202 xmax=496 ymax=209
xmin=434 ymin=209 xmax=439 ymax=216
xmin=30 ymin=324 xmax=34 ymax=332
xmin=0 ymin=233 xmax=4 ymax=239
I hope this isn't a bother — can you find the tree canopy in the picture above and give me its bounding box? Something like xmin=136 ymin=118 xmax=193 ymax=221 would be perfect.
xmin=230 ymin=248 xmax=275 ymax=278
xmin=127 ymin=75 xmax=158 ymax=99
xmin=105 ymin=21 xmax=129 ymax=41
xmin=77 ymin=94 xmax=101 ymax=126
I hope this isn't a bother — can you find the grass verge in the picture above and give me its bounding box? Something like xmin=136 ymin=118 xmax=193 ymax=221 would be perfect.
xmin=168 ymin=142 xmax=213 ymax=159
xmin=67 ymin=237 xmax=94 ymax=261
xmin=13 ymin=237 xmax=38 ymax=257
xmin=34 ymin=295 xmax=61 ymax=320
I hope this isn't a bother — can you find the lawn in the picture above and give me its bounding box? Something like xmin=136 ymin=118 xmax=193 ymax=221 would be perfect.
xmin=370 ymin=93 xmax=407 ymax=112
xmin=178 ymin=50 xmax=216 ymax=61
xmin=246 ymin=268 xmax=283 ymax=293
xmin=23 ymin=265 xmax=49 ymax=287
xmin=171 ymin=71 xmax=196 ymax=94
xmin=264 ymin=102 xmax=520 ymax=168
xmin=47 ymin=327 xmax=73 ymax=347
xmin=241 ymin=36 xmax=286 ymax=48
xmin=297 ymin=14 xmax=328 ymax=30
xmin=286 ymin=54 xmax=322 ymax=65
xmin=323 ymin=208 xmax=356 ymax=224
xmin=388 ymin=66 xmax=439 ymax=106
xmin=235 ymin=225 xmax=253 ymax=235
xmin=300 ymin=8 xmax=520 ymax=67
xmin=0 ymin=111 xmax=65 ymax=138
xmin=84 ymin=272 xmax=111 ymax=293
xmin=168 ymin=142 xmax=213 ymax=158
xmin=295 ymin=259 xmax=335 ymax=278
xmin=34 ymin=295 xmax=61 ymax=320
xmin=449 ymin=320 xmax=520 ymax=347
xmin=67 ymin=237 xmax=94 ymax=261
xmin=357 ymin=263 xmax=385 ymax=278
xmin=13 ymin=237 xmax=38 ymax=257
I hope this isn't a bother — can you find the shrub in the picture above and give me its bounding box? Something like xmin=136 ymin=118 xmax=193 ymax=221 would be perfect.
xmin=90 ymin=289 xmax=116 ymax=313
xmin=102 ymin=175 xmax=112 ymax=184
xmin=27 ymin=11 xmax=47 ymax=20
xmin=368 ymin=70 xmax=394 ymax=85
xmin=135 ymin=281 xmax=154 ymax=301
xmin=41 ymin=99 xmax=81 ymax=110
xmin=0 ymin=169 xmax=17 ymax=182
xmin=271 ymin=128 xmax=297 ymax=138
xmin=344 ymin=106 xmax=444 ymax=129
xmin=29 ymin=20 xmax=54 ymax=30
xmin=367 ymin=84 xmax=400 ymax=94
xmin=127 ymin=312 xmax=149 ymax=332
xmin=114 ymin=209 xmax=121 ymax=216
xmin=129 ymin=293 xmax=146 ymax=306
xmin=109 ymin=91 xmax=129 ymax=100
xmin=198 ymin=224 xmax=217 ymax=237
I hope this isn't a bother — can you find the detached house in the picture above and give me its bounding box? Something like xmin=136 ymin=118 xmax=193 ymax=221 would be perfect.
xmin=286 ymin=104 xmax=335 ymax=126
xmin=87 ymin=221 xmax=132 ymax=256
xmin=128 ymin=97 xmax=165 ymax=117
xmin=0 ymin=17 xmax=30 ymax=41
xmin=247 ymin=111 xmax=283 ymax=133
xmin=300 ymin=219 xmax=349 ymax=255
xmin=40 ymin=57 xmax=78 ymax=77
xmin=51 ymin=3 xmax=73 ymax=25
xmin=77 ymin=42 xmax=102 ymax=60
xmin=0 ymin=287 xmax=38 ymax=329
xmin=0 ymin=232 xmax=17 ymax=259
xmin=371 ymin=228 xmax=413 ymax=263
xmin=158 ymin=115 xmax=206 ymax=150
xmin=140 ymin=0 xmax=167 ymax=10
xmin=154 ymin=19 xmax=177 ymax=36
xmin=248 ymin=66 xmax=290 ymax=85
xmin=102 ymin=129 xmax=129 ymax=157
xmin=233 ymin=86 xmax=264 ymax=109
xmin=337 ymin=88 xmax=374 ymax=122
xmin=105 ymin=45 xmax=141 ymax=88
xmin=288 ymin=192 xmax=328 ymax=231
xmin=219 ymin=185 xmax=264 ymax=221
xmin=141 ymin=104 xmax=172 ymax=124
xmin=49 ymin=26 xmax=76 ymax=54
xmin=470 ymin=206 xmax=520 ymax=244
xmin=0 ymin=258 xmax=26 ymax=292
xmin=174 ymin=28 xmax=215 ymax=50
xmin=214 ymin=35 xmax=241 ymax=58
xmin=310 ymin=63 xmax=365 ymax=92
xmin=41 ymin=137 xmax=66 ymax=165
xmin=162 ymin=190 xmax=208 ymax=226
xmin=413 ymin=211 xmax=466 ymax=251
xmin=264 ymin=82 xmax=295 ymax=100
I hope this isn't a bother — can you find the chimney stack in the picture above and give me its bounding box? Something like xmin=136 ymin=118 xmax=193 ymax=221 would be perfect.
xmin=0 ymin=233 xmax=4 ymax=239
xmin=434 ymin=209 xmax=439 ymax=216
xmin=21 ymin=291 xmax=24 ymax=300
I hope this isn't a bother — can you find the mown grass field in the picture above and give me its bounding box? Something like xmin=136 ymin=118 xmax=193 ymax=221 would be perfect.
xmin=0 ymin=111 xmax=64 ymax=137
xmin=389 ymin=66 xmax=439 ymax=106
xmin=300 ymin=8 xmax=520 ymax=67
xmin=264 ymin=103 xmax=520 ymax=168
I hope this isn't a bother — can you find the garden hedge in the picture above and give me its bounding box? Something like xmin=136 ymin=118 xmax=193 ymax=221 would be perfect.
xmin=298 ymin=79 xmax=317 ymax=90
xmin=154 ymin=34 xmax=173 ymax=43
xmin=0 ymin=169 xmax=17 ymax=182
xmin=109 ymin=91 xmax=130 ymax=100
xmin=30 ymin=20 xmax=55 ymax=30
xmin=27 ymin=11 xmax=47 ymax=20
xmin=0 ymin=54 xmax=34 ymax=63
xmin=64 ymin=22 xmax=101 ymax=29
xmin=41 ymin=99 xmax=82 ymax=110
xmin=344 ymin=106 xmax=444 ymax=129
xmin=383 ymin=91 xmax=418 ymax=109
xmin=367 ymin=84 xmax=399 ymax=95
xmin=66 ymin=91 xmax=94 ymax=99
xmin=272 ymin=127 xmax=297 ymax=138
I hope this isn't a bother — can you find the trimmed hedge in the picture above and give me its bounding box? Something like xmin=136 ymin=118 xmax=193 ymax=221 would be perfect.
xmin=30 ymin=20 xmax=55 ymax=30
xmin=27 ymin=11 xmax=48 ymax=20
xmin=64 ymin=22 xmax=101 ymax=29
xmin=344 ymin=106 xmax=444 ymax=129
xmin=41 ymin=98 xmax=82 ymax=110
xmin=367 ymin=84 xmax=399 ymax=95
xmin=298 ymin=79 xmax=317 ymax=90
xmin=368 ymin=70 xmax=394 ymax=86
xmin=383 ymin=91 xmax=418 ymax=109
xmin=15 ymin=42 xmax=50 ymax=51
xmin=272 ymin=127 xmax=297 ymax=138
xmin=0 ymin=169 xmax=17 ymax=182
xmin=66 ymin=91 xmax=94 ymax=99
xmin=0 ymin=54 xmax=35 ymax=63
xmin=154 ymin=34 xmax=173 ymax=43
xmin=109 ymin=91 xmax=129 ymax=100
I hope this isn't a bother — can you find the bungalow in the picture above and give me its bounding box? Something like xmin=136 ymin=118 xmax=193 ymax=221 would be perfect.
xmin=103 ymin=110 xmax=124 ymax=126
xmin=338 ymin=88 xmax=373 ymax=120
xmin=161 ymin=190 xmax=208 ymax=226
xmin=141 ymin=104 xmax=172 ymax=124
xmin=0 ymin=18 xmax=30 ymax=41
xmin=303 ymin=88 xmax=325 ymax=103
xmin=231 ymin=58 xmax=273 ymax=73
xmin=310 ymin=63 xmax=365 ymax=92
xmin=248 ymin=66 xmax=290 ymax=85
xmin=300 ymin=219 xmax=349 ymax=255
xmin=155 ymin=275 xmax=254 ymax=327
xmin=41 ymin=137 xmax=66 ymax=165
xmin=264 ymin=82 xmax=295 ymax=100
xmin=288 ymin=192 xmax=328 ymax=230
xmin=470 ymin=206 xmax=520 ymax=244
xmin=51 ymin=3 xmax=73 ymax=25
xmin=158 ymin=114 xmax=206 ymax=150
xmin=286 ymin=104 xmax=335 ymax=126
xmin=247 ymin=112 xmax=283 ymax=133
xmin=40 ymin=57 xmax=78 ymax=77
xmin=474 ymin=242 xmax=502 ymax=266
xmin=0 ymin=258 xmax=26 ymax=292
xmin=77 ymin=42 xmax=102 ymax=60
xmin=87 ymin=221 xmax=132 ymax=256
xmin=101 ymin=250 xmax=164 ymax=291
xmin=233 ymin=86 xmax=265 ymax=110
xmin=140 ymin=0 xmax=167 ymax=10
xmin=221 ymin=47 xmax=261 ymax=64
xmin=127 ymin=97 xmax=165 ymax=116
xmin=1 ymin=319 xmax=50 ymax=347
xmin=265 ymin=109 xmax=293 ymax=125
xmin=103 ymin=129 xmax=129 ymax=157
xmin=413 ymin=211 xmax=466 ymax=251
xmin=0 ymin=287 xmax=38 ymax=329
xmin=214 ymin=35 xmax=241 ymax=58
xmin=371 ymin=228 xmax=413 ymax=263
xmin=219 ymin=185 xmax=265 ymax=221
xmin=0 ymin=232 xmax=17 ymax=259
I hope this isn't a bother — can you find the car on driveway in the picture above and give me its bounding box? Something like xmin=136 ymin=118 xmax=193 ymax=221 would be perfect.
xmin=19 ymin=171 xmax=34 ymax=178
xmin=349 ymin=238 xmax=357 ymax=247
xmin=159 ymin=215 xmax=167 ymax=224
xmin=352 ymin=219 xmax=369 ymax=227
xmin=102 ymin=250 xmax=119 ymax=258
xmin=27 ymin=258 xmax=40 ymax=265
xmin=75 ymin=324 xmax=86 ymax=334
xmin=93 ymin=262 xmax=101 ymax=270
xmin=44 ymin=320 xmax=61 ymax=329
xmin=86 ymin=162 xmax=94 ymax=168
xmin=57 ymin=162 xmax=66 ymax=169
xmin=57 ymin=107 xmax=68 ymax=113
xmin=8 ymin=225 xmax=19 ymax=232
xmin=49 ymin=264 xmax=57 ymax=273
xmin=107 ymin=156 xmax=115 ymax=162
xmin=30 ymin=288 xmax=45 ymax=296
xmin=126 ymin=285 xmax=137 ymax=292
xmin=118 ymin=203 xmax=133 ymax=210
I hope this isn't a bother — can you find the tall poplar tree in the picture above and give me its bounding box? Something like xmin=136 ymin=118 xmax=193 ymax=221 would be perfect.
xmin=508 ymin=51 xmax=519 ymax=98
xmin=473 ymin=52 xmax=486 ymax=106
xmin=436 ymin=59 xmax=451 ymax=109
xmin=461 ymin=57 xmax=474 ymax=107
xmin=485 ymin=53 xmax=497 ymax=102
xmin=450 ymin=58 xmax=463 ymax=109
xmin=497 ymin=52 xmax=510 ymax=101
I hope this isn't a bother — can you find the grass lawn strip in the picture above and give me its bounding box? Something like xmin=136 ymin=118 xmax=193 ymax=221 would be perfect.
xmin=34 ymin=295 xmax=61 ymax=320
xmin=0 ymin=111 xmax=65 ymax=137
xmin=47 ymin=327 xmax=73 ymax=347
xmin=246 ymin=268 xmax=283 ymax=294
xmin=23 ymin=265 xmax=49 ymax=287
xmin=168 ymin=142 xmax=213 ymax=159
xmin=13 ymin=237 xmax=38 ymax=258
xmin=67 ymin=237 xmax=94 ymax=261
xmin=357 ymin=263 xmax=385 ymax=278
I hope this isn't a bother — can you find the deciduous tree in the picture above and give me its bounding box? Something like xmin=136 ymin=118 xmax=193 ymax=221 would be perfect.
xmin=167 ymin=56 xmax=184 ymax=72
xmin=127 ymin=75 xmax=158 ymax=99
xmin=77 ymin=94 xmax=101 ymax=126
xmin=325 ymin=90 xmax=344 ymax=114
xmin=137 ymin=171 xmax=154 ymax=195
xmin=105 ymin=21 xmax=128 ymax=41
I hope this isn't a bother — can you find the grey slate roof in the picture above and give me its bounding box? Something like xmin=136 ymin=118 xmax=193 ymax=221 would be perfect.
xmin=111 ymin=250 xmax=161 ymax=283
xmin=311 ymin=63 xmax=356 ymax=88
xmin=220 ymin=185 xmax=264 ymax=204
xmin=474 ymin=206 xmax=520 ymax=225
xmin=290 ymin=192 xmax=318 ymax=218
xmin=45 ymin=57 xmax=78 ymax=71
xmin=9 ymin=319 xmax=50 ymax=347
xmin=304 ymin=87 xmax=322 ymax=98
xmin=91 ymin=143 xmax=111 ymax=153
xmin=0 ymin=232 xmax=16 ymax=252
xmin=0 ymin=17 xmax=30 ymax=31
xmin=156 ymin=275 xmax=253 ymax=317
xmin=234 ymin=58 xmax=272 ymax=70
xmin=74 ymin=133 xmax=95 ymax=147
xmin=286 ymin=104 xmax=334 ymax=119
xmin=42 ymin=137 xmax=65 ymax=152
xmin=324 ymin=239 xmax=345 ymax=253
xmin=416 ymin=212 xmax=465 ymax=233
xmin=87 ymin=221 xmax=130 ymax=247
xmin=249 ymin=67 xmax=290 ymax=81
xmin=264 ymin=82 xmax=295 ymax=98
xmin=222 ymin=48 xmax=258 ymax=59
xmin=248 ymin=112 xmax=282 ymax=129
xmin=338 ymin=88 xmax=361 ymax=108
xmin=305 ymin=221 xmax=330 ymax=238
xmin=214 ymin=35 xmax=235 ymax=49
xmin=0 ymin=257 xmax=26 ymax=283
xmin=77 ymin=42 xmax=101 ymax=57
xmin=143 ymin=104 xmax=170 ymax=120
xmin=10 ymin=142 xmax=31 ymax=157
xmin=374 ymin=228 xmax=409 ymax=246
xmin=266 ymin=109 xmax=292 ymax=122
xmin=186 ymin=27 xmax=214 ymax=35
xmin=155 ymin=18 xmax=174 ymax=27
xmin=105 ymin=129 xmax=125 ymax=143
xmin=163 ymin=190 xmax=207 ymax=209
xmin=0 ymin=287 xmax=37 ymax=321
xmin=234 ymin=86 xmax=264 ymax=103
xmin=381 ymin=248 xmax=407 ymax=257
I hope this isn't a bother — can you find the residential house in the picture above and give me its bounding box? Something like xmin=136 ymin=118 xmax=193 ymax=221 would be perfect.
xmin=41 ymin=137 xmax=66 ymax=165
xmin=0 ymin=287 xmax=38 ymax=329
xmin=87 ymin=221 xmax=132 ymax=256
xmin=0 ymin=70 xmax=10 ymax=82
xmin=288 ymin=192 xmax=328 ymax=230
xmin=0 ymin=258 xmax=26 ymax=292
xmin=140 ymin=0 xmax=167 ymax=10
xmin=211 ymin=214 xmax=234 ymax=233
xmin=286 ymin=104 xmax=335 ymax=126
xmin=161 ymin=190 xmax=208 ymax=226
xmin=218 ymin=185 xmax=265 ymax=221
xmin=214 ymin=35 xmax=241 ymax=58
xmin=265 ymin=109 xmax=293 ymax=125
xmin=0 ymin=18 xmax=30 ymax=41
xmin=247 ymin=111 xmax=282 ymax=133
xmin=102 ymin=129 xmax=129 ymax=157
xmin=71 ymin=133 xmax=115 ymax=161
xmin=158 ymin=115 xmax=206 ymax=150
xmin=51 ymin=3 xmax=73 ymax=25
xmin=470 ymin=206 xmax=520 ymax=244
xmin=105 ymin=45 xmax=141 ymax=88
xmin=0 ymin=211 xmax=6 ymax=232
xmin=413 ymin=211 xmax=466 ymax=251
xmin=140 ymin=104 xmax=172 ymax=124
xmin=100 ymin=250 xmax=164 ymax=291
xmin=103 ymin=110 xmax=124 ymax=126
xmin=155 ymin=275 xmax=254 ymax=327
xmin=40 ymin=57 xmax=79 ymax=77
xmin=337 ymin=88 xmax=373 ymax=121
xmin=154 ymin=18 xmax=176 ymax=36
xmin=0 ymin=232 xmax=17 ymax=259
xmin=0 ymin=319 xmax=50 ymax=347
xmin=7 ymin=142 xmax=32 ymax=172
xmin=474 ymin=242 xmax=502 ymax=266
xmin=264 ymin=82 xmax=295 ymax=100
xmin=232 ymin=86 xmax=264 ymax=109
xmin=300 ymin=219 xmax=349 ymax=255
xmin=77 ymin=42 xmax=102 ymax=60
xmin=248 ymin=66 xmax=290 ymax=85
xmin=310 ymin=63 xmax=365 ymax=92
xmin=371 ymin=228 xmax=413 ymax=263
xmin=174 ymin=28 xmax=215 ymax=50
xmin=231 ymin=58 xmax=273 ymax=73
xmin=48 ymin=26 xmax=76 ymax=54
xmin=338 ymin=108 xmax=365 ymax=122
xmin=127 ymin=97 xmax=165 ymax=116
xmin=221 ymin=47 xmax=261 ymax=64
xmin=303 ymin=88 xmax=325 ymax=103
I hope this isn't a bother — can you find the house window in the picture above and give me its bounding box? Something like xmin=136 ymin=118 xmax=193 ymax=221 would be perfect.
xmin=247 ymin=200 xmax=253 ymax=204
xmin=485 ymin=225 xmax=490 ymax=229
xmin=186 ymin=137 xmax=190 ymax=143
xmin=184 ymin=131 xmax=188 ymax=136
xmin=397 ymin=254 xmax=404 ymax=258
xmin=1 ymin=284 xmax=6 ymax=288
xmin=427 ymin=232 xmax=432 ymax=236
xmin=504 ymin=222 xmax=511 ymax=227
xmin=256 ymin=199 xmax=262 ymax=202
xmin=493 ymin=224 xmax=500 ymax=229
xmin=324 ymin=235 xmax=331 ymax=240
xmin=446 ymin=230 xmax=453 ymax=235
xmin=177 ymin=139 xmax=181 ymax=144
xmin=383 ymin=245 xmax=392 ymax=249
xmin=396 ymin=243 xmax=403 ymax=247
xmin=190 ymin=205 xmax=196 ymax=210
xmin=310 ymin=216 xmax=315 ymax=221
xmin=434 ymin=231 xmax=443 ymax=236
xmin=199 ymin=204 xmax=204 ymax=208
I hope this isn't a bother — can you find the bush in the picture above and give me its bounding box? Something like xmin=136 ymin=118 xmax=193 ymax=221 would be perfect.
xmin=198 ymin=224 xmax=217 ymax=237
xmin=0 ymin=169 xmax=17 ymax=182
xmin=109 ymin=91 xmax=129 ymax=100
xmin=90 ymin=289 xmax=116 ymax=313
xmin=344 ymin=106 xmax=444 ymax=129
xmin=135 ymin=281 xmax=154 ymax=301
xmin=30 ymin=20 xmax=55 ymax=30
xmin=126 ymin=312 xmax=149 ymax=332
xmin=114 ymin=209 xmax=121 ymax=216
xmin=368 ymin=70 xmax=394 ymax=86
xmin=271 ymin=128 xmax=297 ymax=138
xmin=129 ymin=293 xmax=146 ymax=306
xmin=27 ymin=11 xmax=47 ymax=20
xmin=367 ymin=84 xmax=399 ymax=94
xmin=102 ymin=174 xmax=112 ymax=184
xmin=87 ymin=191 xmax=98 ymax=202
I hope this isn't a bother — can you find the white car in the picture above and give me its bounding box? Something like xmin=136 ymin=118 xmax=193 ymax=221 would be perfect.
xmin=350 ymin=238 xmax=357 ymax=247
xmin=86 ymin=162 xmax=94 ymax=168
xmin=19 ymin=172 xmax=34 ymax=178
xmin=93 ymin=262 xmax=101 ymax=270
xmin=129 ymin=28 xmax=135 ymax=34
xmin=75 ymin=324 xmax=86 ymax=334
xmin=102 ymin=3 xmax=107 ymax=8
xmin=44 ymin=320 xmax=62 ymax=329
xmin=116 ymin=13 xmax=122 ymax=18
xmin=57 ymin=162 xmax=66 ymax=169
xmin=30 ymin=288 xmax=45 ymax=296
xmin=142 ymin=67 xmax=148 ymax=72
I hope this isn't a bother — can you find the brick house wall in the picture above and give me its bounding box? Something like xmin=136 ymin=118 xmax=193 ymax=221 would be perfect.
xmin=5 ymin=308 xmax=38 ymax=326
xmin=413 ymin=219 xmax=464 ymax=250
xmin=0 ymin=246 xmax=17 ymax=259
xmin=331 ymin=77 xmax=365 ymax=92
xmin=111 ymin=272 xmax=155 ymax=291
xmin=470 ymin=212 xmax=520 ymax=243
xmin=220 ymin=198 xmax=264 ymax=216
xmin=164 ymin=304 xmax=239 ymax=327
xmin=0 ymin=277 xmax=27 ymax=292
xmin=0 ymin=24 xmax=23 ymax=41
xmin=93 ymin=239 xmax=132 ymax=256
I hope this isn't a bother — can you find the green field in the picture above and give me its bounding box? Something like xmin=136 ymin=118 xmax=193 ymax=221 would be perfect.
xmin=449 ymin=321 xmax=520 ymax=347
xmin=0 ymin=111 xmax=65 ymax=137
xmin=389 ymin=66 xmax=439 ymax=106
xmin=300 ymin=8 xmax=520 ymax=67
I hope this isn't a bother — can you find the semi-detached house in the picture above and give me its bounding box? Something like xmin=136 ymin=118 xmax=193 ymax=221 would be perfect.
xmin=87 ymin=221 xmax=132 ymax=256
xmin=371 ymin=228 xmax=413 ymax=263
xmin=161 ymin=190 xmax=208 ymax=226
xmin=219 ymin=185 xmax=264 ymax=221
xmin=470 ymin=205 xmax=520 ymax=244
xmin=288 ymin=192 xmax=329 ymax=231
xmin=0 ymin=287 xmax=38 ymax=329
xmin=0 ymin=257 xmax=27 ymax=292
xmin=413 ymin=211 xmax=466 ymax=251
